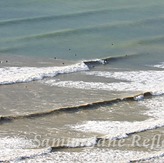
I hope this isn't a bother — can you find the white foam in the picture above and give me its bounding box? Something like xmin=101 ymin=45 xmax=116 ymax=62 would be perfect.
xmin=65 ymin=95 xmax=164 ymax=142
xmin=68 ymin=119 xmax=164 ymax=140
xmin=1 ymin=148 xmax=51 ymax=162
xmin=16 ymin=148 xmax=164 ymax=163
xmin=0 ymin=62 xmax=89 ymax=85
xmin=0 ymin=136 xmax=51 ymax=162
xmin=43 ymin=70 xmax=164 ymax=94
xmin=153 ymin=62 xmax=164 ymax=69
xmin=134 ymin=95 xmax=144 ymax=101
xmin=0 ymin=136 xmax=35 ymax=149
xmin=84 ymin=58 xmax=106 ymax=64
xmin=140 ymin=155 xmax=164 ymax=163
xmin=85 ymin=71 xmax=164 ymax=90
xmin=139 ymin=96 xmax=164 ymax=119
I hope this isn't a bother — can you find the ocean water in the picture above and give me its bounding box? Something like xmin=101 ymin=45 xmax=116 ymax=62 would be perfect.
xmin=0 ymin=0 xmax=164 ymax=162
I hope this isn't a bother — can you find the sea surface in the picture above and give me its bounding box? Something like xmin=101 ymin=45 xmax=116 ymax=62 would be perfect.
xmin=0 ymin=0 xmax=164 ymax=162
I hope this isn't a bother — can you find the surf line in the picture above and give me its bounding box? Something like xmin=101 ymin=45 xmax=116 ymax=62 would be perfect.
xmin=0 ymin=92 xmax=155 ymax=124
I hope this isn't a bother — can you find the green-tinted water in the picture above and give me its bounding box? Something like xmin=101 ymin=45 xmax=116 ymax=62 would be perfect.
xmin=0 ymin=1 xmax=164 ymax=162
xmin=0 ymin=0 xmax=164 ymax=60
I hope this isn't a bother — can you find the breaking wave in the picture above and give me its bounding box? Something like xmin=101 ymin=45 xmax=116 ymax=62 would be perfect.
xmin=0 ymin=54 xmax=138 ymax=85
xmin=0 ymin=62 xmax=89 ymax=85
xmin=0 ymin=92 xmax=159 ymax=123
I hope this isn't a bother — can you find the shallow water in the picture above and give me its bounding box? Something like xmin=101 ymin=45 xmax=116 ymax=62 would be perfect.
xmin=0 ymin=0 xmax=164 ymax=162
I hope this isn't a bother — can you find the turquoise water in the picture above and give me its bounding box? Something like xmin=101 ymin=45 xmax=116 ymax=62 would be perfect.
xmin=0 ymin=1 xmax=164 ymax=162
xmin=0 ymin=0 xmax=164 ymax=60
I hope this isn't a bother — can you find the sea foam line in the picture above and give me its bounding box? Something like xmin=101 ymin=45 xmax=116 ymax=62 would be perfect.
xmin=44 ymin=70 xmax=164 ymax=94
xmin=68 ymin=119 xmax=164 ymax=140
xmin=0 ymin=62 xmax=89 ymax=85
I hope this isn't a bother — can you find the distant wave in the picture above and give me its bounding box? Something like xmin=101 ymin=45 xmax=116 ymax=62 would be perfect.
xmin=137 ymin=35 xmax=164 ymax=45
xmin=0 ymin=4 xmax=156 ymax=26
xmin=0 ymin=22 xmax=132 ymax=42
xmin=0 ymin=44 xmax=26 ymax=53
xmin=0 ymin=8 xmax=128 ymax=26
xmin=1 ymin=15 xmax=164 ymax=44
